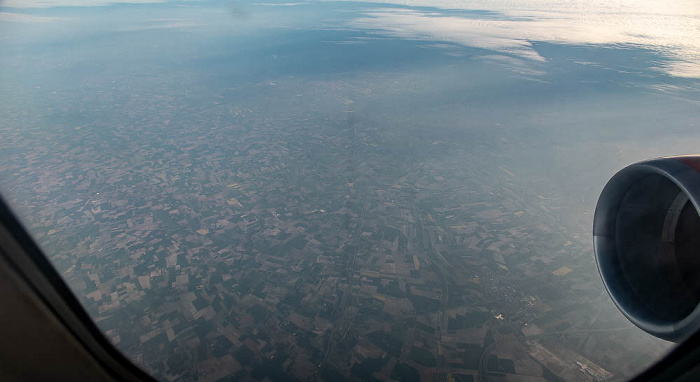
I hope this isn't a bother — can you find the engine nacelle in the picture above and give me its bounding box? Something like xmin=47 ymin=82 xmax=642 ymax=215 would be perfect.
xmin=594 ymin=156 xmax=700 ymax=342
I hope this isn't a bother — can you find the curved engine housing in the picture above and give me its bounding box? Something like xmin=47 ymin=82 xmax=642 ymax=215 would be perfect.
xmin=594 ymin=156 xmax=700 ymax=342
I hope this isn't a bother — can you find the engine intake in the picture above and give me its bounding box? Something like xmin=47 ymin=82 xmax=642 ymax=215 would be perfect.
xmin=594 ymin=156 xmax=700 ymax=342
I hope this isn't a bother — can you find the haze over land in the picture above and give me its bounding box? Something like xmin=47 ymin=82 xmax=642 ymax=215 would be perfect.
xmin=1 ymin=0 xmax=698 ymax=381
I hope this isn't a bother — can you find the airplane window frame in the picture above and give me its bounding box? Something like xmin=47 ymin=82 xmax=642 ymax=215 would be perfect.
xmin=0 ymin=195 xmax=157 ymax=382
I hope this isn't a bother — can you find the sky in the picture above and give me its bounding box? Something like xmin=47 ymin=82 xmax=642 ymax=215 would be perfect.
xmin=2 ymin=0 xmax=698 ymax=77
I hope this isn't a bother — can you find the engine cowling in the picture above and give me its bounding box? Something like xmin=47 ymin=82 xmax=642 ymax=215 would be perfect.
xmin=594 ymin=156 xmax=700 ymax=342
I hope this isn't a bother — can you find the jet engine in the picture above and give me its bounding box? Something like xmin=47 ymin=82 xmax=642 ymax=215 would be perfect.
xmin=594 ymin=156 xmax=700 ymax=342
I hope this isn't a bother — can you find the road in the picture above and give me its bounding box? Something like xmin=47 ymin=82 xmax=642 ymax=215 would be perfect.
xmin=316 ymin=199 xmax=365 ymax=380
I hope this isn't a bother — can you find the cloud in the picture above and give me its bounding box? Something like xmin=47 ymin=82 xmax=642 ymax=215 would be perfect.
xmin=660 ymin=61 xmax=700 ymax=79
xmin=0 ymin=0 xmax=167 ymax=9
xmin=350 ymin=9 xmax=547 ymax=62
xmin=344 ymin=0 xmax=700 ymax=78
xmin=0 ymin=11 xmax=65 ymax=22
xmin=479 ymin=55 xmax=546 ymax=77
xmin=118 ymin=19 xmax=200 ymax=31
xmin=255 ymin=2 xmax=310 ymax=6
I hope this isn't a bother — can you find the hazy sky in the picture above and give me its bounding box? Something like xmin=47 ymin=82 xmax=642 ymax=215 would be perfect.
xmin=2 ymin=0 xmax=698 ymax=77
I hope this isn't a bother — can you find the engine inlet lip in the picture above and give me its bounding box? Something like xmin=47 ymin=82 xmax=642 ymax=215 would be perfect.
xmin=594 ymin=157 xmax=700 ymax=342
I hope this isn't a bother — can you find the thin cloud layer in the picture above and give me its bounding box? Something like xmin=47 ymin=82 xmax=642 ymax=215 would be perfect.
xmin=0 ymin=0 xmax=167 ymax=8
xmin=118 ymin=19 xmax=200 ymax=31
xmin=0 ymin=11 xmax=65 ymax=22
xmin=2 ymin=0 xmax=697 ymax=77
xmin=350 ymin=9 xmax=547 ymax=62
xmin=345 ymin=0 xmax=700 ymax=78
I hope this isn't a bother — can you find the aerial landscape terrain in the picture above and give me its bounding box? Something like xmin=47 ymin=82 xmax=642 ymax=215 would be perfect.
xmin=1 ymin=0 xmax=698 ymax=381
